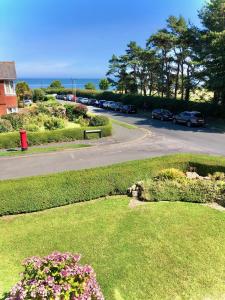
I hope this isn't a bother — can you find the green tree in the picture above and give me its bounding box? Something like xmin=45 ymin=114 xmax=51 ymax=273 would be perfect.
xmin=32 ymin=88 xmax=45 ymax=102
xmin=84 ymin=82 xmax=96 ymax=90
xmin=49 ymin=80 xmax=63 ymax=88
xmin=199 ymin=0 xmax=225 ymax=103
xmin=16 ymin=81 xmax=31 ymax=101
xmin=99 ymin=78 xmax=110 ymax=90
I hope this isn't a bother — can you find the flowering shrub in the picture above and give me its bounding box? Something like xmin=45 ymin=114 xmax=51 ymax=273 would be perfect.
xmin=65 ymin=104 xmax=88 ymax=121
xmin=7 ymin=252 xmax=104 ymax=300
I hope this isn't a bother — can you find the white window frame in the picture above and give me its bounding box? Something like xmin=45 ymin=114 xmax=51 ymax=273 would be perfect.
xmin=7 ymin=107 xmax=18 ymax=114
xmin=4 ymin=80 xmax=16 ymax=96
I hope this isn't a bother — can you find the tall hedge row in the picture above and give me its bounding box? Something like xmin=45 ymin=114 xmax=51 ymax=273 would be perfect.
xmin=44 ymin=88 xmax=225 ymax=118
xmin=0 ymin=124 xmax=112 ymax=149
xmin=0 ymin=153 xmax=225 ymax=216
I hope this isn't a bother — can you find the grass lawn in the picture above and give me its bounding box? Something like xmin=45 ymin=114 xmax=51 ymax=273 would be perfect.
xmin=111 ymin=118 xmax=137 ymax=129
xmin=0 ymin=144 xmax=90 ymax=157
xmin=1 ymin=196 xmax=225 ymax=299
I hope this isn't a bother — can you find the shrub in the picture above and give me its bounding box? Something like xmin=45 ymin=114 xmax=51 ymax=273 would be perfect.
xmin=209 ymin=171 xmax=225 ymax=181
xmin=1 ymin=113 xmax=27 ymax=130
xmin=84 ymin=82 xmax=96 ymax=90
xmin=51 ymin=104 xmax=66 ymax=118
xmin=0 ymin=119 xmax=13 ymax=133
xmin=65 ymin=104 xmax=88 ymax=121
xmin=44 ymin=117 xmax=65 ymax=130
xmin=77 ymin=116 xmax=90 ymax=127
xmin=32 ymin=88 xmax=45 ymax=102
xmin=23 ymin=124 xmax=40 ymax=132
xmin=6 ymin=252 xmax=104 ymax=300
xmin=156 ymin=168 xmax=185 ymax=181
xmin=139 ymin=178 xmax=225 ymax=203
xmin=89 ymin=115 xmax=109 ymax=127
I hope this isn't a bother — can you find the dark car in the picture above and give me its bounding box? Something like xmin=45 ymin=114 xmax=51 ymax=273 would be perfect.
xmin=89 ymin=99 xmax=98 ymax=106
xmin=111 ymin=102 xmax=123 ymax=111
xmin=121 ymin=105 xmax=137 ymax=114
xmin=98 ymin=100 xmax=106 ymax=108
xmin=152 ymin=109 xmax=173 ymax=121
xmin=173 ymin=111 xmax=205 ymax=127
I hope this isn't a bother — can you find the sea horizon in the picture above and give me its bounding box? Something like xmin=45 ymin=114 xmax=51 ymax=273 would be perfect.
xmin=16 ymin=78 xmax=103 ymax=90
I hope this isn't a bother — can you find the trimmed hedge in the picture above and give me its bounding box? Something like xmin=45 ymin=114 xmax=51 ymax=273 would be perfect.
xmin=1 ymin=153 xmax=225 ymax=216
xmin=44 ymin=88 xmax=225 ymax=118
xmin=0 ymin=124 xmax=112 ymax=149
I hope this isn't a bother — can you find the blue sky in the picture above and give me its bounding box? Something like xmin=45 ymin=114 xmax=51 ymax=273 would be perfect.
xmin=0 ymin=0 xmax=206 ymax=78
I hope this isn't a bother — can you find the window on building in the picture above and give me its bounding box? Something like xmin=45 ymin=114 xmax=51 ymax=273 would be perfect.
xmin=4 ymin=80 xmax=16 ymax=95
xmin=7 ymin=107 xmax=18 ymax=114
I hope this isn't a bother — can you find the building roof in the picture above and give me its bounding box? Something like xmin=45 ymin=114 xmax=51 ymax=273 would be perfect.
xmin=0 ymin=62 xmax=16 ymax=80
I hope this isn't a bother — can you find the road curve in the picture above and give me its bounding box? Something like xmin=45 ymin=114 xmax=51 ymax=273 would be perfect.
xmin=0 ymin=107 xmax=225 ymax=180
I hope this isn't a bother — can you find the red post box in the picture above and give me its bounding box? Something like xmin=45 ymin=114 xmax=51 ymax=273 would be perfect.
xmin=20 ymin=129 xmax=28 ymax=151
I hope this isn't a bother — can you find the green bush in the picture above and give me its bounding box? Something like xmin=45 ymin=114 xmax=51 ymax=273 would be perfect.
xmin=23 ymin=124 xmax=40 ymax=132
xmin=1 ymin=113 xmax=27 ymax=130
xmin=0 ymin=154 xmax=225 ymax=216
xmin=156 ymin=168 xmax=185 ymax=181
xmin=65 ymin=104 xmax=88 ymax=121
xmin=0 ymin=119 xmax=13 ymax=133
xmin=0 ymin=123 xmax=112 ymax=149
xmin=209 ymin=171 xmax=225 ymax=181
xmin=77 ymin=116 xmax=90 ymax=127
xmin=89 ymin=115 xmax=109 ymax=126
xmin=140 ymin=178 xmax=224 ymax=203
xmin=32 ymin=88 xmax=45 ymax=102
xmin=44 ymin=117 xmax=65 ymax=130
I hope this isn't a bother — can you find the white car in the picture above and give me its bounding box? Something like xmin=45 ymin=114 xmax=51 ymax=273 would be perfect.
xmin=80 ymin=98 xmax=89 ymax=104
xmin=23 ymin=99 xmax=33 ymax=106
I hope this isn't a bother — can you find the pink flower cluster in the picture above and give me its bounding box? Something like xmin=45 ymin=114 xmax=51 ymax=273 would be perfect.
xmin=7 ymin=252 xmax=104 ymax=300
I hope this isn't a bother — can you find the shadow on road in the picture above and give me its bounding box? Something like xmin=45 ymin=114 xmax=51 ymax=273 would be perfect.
xmin=90 ymin=107 xmax=225 ymax=134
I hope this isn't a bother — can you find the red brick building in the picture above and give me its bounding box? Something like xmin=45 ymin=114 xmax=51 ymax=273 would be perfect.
xmin=0 ymin=62 xmax=18 ymax=116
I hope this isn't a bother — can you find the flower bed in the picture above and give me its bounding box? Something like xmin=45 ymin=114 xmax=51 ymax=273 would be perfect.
xmin=0 ymin=102 xmax=112 ymax=149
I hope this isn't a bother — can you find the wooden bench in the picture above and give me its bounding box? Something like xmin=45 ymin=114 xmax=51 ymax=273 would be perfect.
xmin=84 ymin=129 xmax=102 ymax=139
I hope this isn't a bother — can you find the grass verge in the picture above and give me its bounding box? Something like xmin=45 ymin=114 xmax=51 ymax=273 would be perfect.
xmin=1 ymin=197 xmax=225 ymax=299
xmin=1 ymin=153 xmax=225 ymax=216
xmin=111 ymin=118 xmax=137 ymax=129
xmin=0 ymin=144 xmax=90 ymax=157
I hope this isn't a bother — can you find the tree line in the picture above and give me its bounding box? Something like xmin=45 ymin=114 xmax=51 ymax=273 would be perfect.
xmin=107 ymin=0 xmax=225 ymax=103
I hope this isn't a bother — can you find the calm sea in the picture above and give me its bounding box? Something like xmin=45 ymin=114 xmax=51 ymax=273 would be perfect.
xmin=16 ymin=78 xmax=102 ymax=90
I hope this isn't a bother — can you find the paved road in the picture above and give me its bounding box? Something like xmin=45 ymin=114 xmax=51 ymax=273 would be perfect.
xmin=0 ymin=106 xmax=225 ymax=180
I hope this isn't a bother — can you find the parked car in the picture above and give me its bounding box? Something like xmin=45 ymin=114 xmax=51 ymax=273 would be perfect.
xmin=121 ymin=105 xmax=137 ymax=114
xmin=66 ymin=94 xmax=76 ymax=102
xmin=107 ymin=101 xmax=116 ymax=110
xmin=56 ymin=94 xmax=67 ymax=100
xmin=111 ymin=102 xmax=123 ymax=111
xmin=103 ymin=101 xmax=114 ymax=109
xmin=23 ymin=99 xmax=33 ymax=106
xmin=98 ymin=100 xmax=106 ymax=108
xmin=152 ymin=109 xmax=173 ymax=121
xmin=80 ymin=98 xmax=89 ymax=105
xmin=173 ymin=111 xmax=205 ymax=127
xmin=89 ymin=99 xmax=99 ymax=106
xmin=77 ymin=97 xmax=83 ymax=103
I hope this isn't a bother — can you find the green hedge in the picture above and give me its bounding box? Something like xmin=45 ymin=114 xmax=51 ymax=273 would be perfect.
xmin=1 ymin=153 xmax=225 ymax=216
xmin=0 ymin=124 xmax=112 ymax=149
